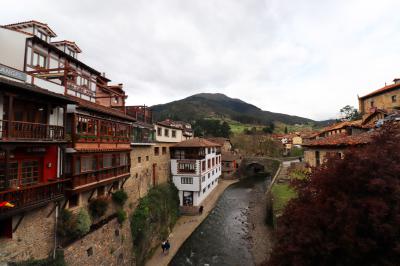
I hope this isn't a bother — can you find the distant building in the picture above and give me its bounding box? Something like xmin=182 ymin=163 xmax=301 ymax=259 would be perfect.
xmin=358 ymin=79 xmax=400 ymax=115
xmin=170 ymin=138 xmax=221 ymax=213
xmin=221 ymin=152 xmax=240 ymax=179
xmin=207 ymin=137 xmax=233 ymax=153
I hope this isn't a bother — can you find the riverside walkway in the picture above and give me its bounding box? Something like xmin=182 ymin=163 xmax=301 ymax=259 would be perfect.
xmin=146 ymin=179 xmax=238 ymax=266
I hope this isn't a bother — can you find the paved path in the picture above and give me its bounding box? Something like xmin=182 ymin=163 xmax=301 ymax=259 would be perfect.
xmin=146 ymin=179 xmax=238 ymax=266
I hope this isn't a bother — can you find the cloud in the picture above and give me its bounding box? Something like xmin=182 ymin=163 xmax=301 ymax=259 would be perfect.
xmin=3 ymin=0 xmax=400 ymax=120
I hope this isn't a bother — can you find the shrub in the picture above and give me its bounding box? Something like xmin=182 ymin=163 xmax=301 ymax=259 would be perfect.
xmin=116 ymin=209 xmax=127 ymax=224
xmin=89 ymin=197 xmax=109 ymax=218
xmin=130 ymin=182 xmax=180 ymax=266
xmin=75 ymin=208 xmax=91 ymax=237
xmin=268 ymin=124 xmax=400 ymax=266
xmin=112 ymin=190 xmax=128 ymax=206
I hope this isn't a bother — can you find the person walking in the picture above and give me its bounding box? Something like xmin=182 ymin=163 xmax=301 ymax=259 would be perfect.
xmin=161 ymin=240 xmax=166 ymax=254
xmin=164 ymin=239 xmax=171 ymax=254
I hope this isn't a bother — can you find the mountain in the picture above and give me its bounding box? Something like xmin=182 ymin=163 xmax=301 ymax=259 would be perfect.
xmin=151 ymin=93 xmax=319 ymax=125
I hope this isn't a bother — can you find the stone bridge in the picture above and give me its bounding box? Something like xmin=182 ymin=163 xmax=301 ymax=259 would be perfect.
xmin=239 ymin=157 xmax=281 ymax=177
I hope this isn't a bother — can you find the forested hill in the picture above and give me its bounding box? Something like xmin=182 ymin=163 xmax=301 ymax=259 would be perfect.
xmin=151 ymin=93 xmax=318 ymax=125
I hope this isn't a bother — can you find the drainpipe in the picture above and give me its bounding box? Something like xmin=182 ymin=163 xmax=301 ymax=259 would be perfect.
xmin=53 ymin=203 xmax=59 ymax=259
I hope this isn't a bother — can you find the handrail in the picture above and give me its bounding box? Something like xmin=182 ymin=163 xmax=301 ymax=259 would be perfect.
xmin=0 ymin=120 xmax=64 ymax=140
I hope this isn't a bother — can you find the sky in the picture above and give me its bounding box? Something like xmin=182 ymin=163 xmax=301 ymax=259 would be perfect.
xmin=3 ymin=0 xmax=400 ymax=120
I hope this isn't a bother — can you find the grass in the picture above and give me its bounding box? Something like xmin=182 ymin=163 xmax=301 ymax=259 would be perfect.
xmin=271 ymin=183 xmax=296 ymax=214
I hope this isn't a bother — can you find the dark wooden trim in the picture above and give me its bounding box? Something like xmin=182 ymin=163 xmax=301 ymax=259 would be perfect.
xmin=87 ymin=189 xmax=96 ymax=201
xmin=13 ymin=214 xmax=24 ymax=233
xmin=46 ymin=202 xmax=57 ymax=218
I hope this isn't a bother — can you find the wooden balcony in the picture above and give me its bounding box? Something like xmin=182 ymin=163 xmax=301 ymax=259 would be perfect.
xmin=70 ymin=165 xmax=130 ymax=192
xmin=0 ymin=179 xmax=66 ymax=218
xmin=0 ymin=120 xmax=64 ymax=141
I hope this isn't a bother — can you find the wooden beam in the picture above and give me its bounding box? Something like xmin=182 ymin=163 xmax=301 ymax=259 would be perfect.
xmin=13 ymin=214 xmax=25 ymax=233
xmin=121 ymin=175 xmax=130 ymax=189
xmin=88 ymin=189 xmax=96 ymax=201
xmin=46 ymin=202 xmax=57 ymax=218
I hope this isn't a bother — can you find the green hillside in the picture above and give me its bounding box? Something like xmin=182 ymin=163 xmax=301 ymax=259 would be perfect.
xmin=152 ymin=93 xmax=317 ymax=125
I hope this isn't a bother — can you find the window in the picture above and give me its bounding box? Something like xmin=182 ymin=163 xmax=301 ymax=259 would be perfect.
xmin=207 ymin=159 xmax=211 ymax=169
xmin=181 ymin=177 xmax=193 ymax=184
xmin=77 ymin=116 xmax=97 ymax=136
xmin=162 ymin=147 xmax=167 ymax=155
xmin=114 ymin=97 xmax=119 ymax=104
xmin=201 ymin=161 xmax=206 ymax=171
xmin=32 ymin=52 xmax=47 ymax=68
xmin=172 ymin=130 xmax=176 ymax=138
xmin=36 ymin=30 xmax=48 ymax=41
xmin=146 ymin=156 xmax=149 ymax=161
xmin=157 ymin=127 xmax=162 ymax=136
xmin=103 ymin=154 xmax=113 ymax=168
xmin=392 ymin=95 xmax=397 ymax=103
xmin=81 ymin=156 xmax=96 ymax=172
xmin=20 ymin=160 xmax=40 ymax=186
xmin=208 ymin=184 xmax=210 ymax=189
xmin=178 ymin=162 xmax=196 ymax=173
xmin=164 ymin=129 xmax=169 ymax=137
xmin=154 ymin=147 xmax=160 ymax=156
xmin=138 ymin=157 xmax=141 ymax=163
xmin=208 ymin=173 xmax=210 ymax=179
xmin=370 ymin=101 xmax=374 ymax=107
xmin=203 ymin=188 xmax=206 ymax=193
xmin=119 ymin=153 xmax=128 ymax=166
xmin=202 ymin=176 xmax=205 ymax=182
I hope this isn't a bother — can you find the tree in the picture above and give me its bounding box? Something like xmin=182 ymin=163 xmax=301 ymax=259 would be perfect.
xmin=268 ymin=124 xmax=400 ymax=266
xmin=340 ymin=105 xmax=361 ymax=121
xmin=263 ymin=121 xmax=275 ymax=134
xmin=284 ymin=126 xmax=288 ymax=134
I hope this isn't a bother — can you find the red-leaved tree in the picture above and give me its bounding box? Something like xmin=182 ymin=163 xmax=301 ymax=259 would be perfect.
xmin=268 ymin=124 xmax=400 ymax=266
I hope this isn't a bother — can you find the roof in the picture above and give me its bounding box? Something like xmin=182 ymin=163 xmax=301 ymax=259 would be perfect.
xmin=359 ymin=82 xmax=400 ymax=99
xmin=0 ymin=76 xmax=76 ymax=104
xmin=156 ymin=120 xmax=183 ymax=130
xmin=172 ymin=138 xmax=221 ymax=148
xmin=29 ymin=36 xmax=102 ymax=76
xmin=3 ymin=20 xmax=57 ymax=37
xmin=51 ymin=40 xmax=82 ymax=53
xmin=68 ymin=96 xmax=135 ymax=122
xmin=302 ymin=131 xmax=374 ymax=148
xmin=207 ymin=137 xmax=231 ymax=146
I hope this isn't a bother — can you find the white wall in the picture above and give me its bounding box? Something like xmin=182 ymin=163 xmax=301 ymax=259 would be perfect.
xmin=171 ymin=147 xmax=222 ymax=206
xmin=154 ymin=125 xmax=183 ymax=143
xmin=0 ymin=28 xmax=28 ymax=70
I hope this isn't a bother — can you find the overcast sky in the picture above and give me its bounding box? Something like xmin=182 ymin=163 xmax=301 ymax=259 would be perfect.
xmin=3 ymin=0 xmax=400 ymax=120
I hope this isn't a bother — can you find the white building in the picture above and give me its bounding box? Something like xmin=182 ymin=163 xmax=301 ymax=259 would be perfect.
xmin=170 ymin=138 xmax=221 ymax=210
xmin=154 ymin=119 xmax=194 ymax=143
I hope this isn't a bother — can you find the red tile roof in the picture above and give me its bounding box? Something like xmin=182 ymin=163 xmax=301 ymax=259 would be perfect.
xmin=359 ymin=82 xmax=400 ymax=99
xmin=51 ymin=40 xmax=82 ymax=53
xmin=302 ymin=131 xmax=374 ymax=148
xmin=3 ymin=20 xmax=57 ymax=37
xmin=173 ymin=138 xmax=221 ymax=148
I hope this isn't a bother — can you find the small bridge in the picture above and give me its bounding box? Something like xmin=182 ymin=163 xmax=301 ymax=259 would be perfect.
xmin=239 ymin=157 xmax=281 ymax=177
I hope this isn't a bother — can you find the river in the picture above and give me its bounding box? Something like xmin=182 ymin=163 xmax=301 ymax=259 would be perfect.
xmin=170 ymin=175 xmax=269 ymax=266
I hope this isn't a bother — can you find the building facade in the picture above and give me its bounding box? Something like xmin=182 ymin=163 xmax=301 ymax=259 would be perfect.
xmin=170 ymin=138 xmax=221 ymax=211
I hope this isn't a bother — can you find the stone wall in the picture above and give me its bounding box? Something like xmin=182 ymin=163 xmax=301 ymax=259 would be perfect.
xmin=0 ymin=204 xmax=56 ymax=263
xmin=63 ymin=217 xmax=133 ymax=266
xmin=359 ymin=87 xmax=399 ymax=113
xmin=304 ymin=148 xmax=344 ymax=167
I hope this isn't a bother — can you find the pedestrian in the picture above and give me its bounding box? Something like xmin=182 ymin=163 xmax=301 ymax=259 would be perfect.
xmin=165 ymin=239 xmax=170 ymax=254
xmin=161 ymin=240 xmax=166 ymax=254
xmin=199 ymin=205 xmax=204 ymax=215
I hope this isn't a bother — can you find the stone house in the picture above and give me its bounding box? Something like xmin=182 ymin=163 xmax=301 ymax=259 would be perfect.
xmin=207 ymin=137 xmax=233 ymax=153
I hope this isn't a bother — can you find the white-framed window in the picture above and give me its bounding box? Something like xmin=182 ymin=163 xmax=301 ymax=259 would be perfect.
xmin=181 ymin=177 xmax=193 ymax=184
xmin=32 ymin=52 xmax=47 ymax=68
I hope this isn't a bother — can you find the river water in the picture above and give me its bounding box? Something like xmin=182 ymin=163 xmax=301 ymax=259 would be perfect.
xmin=170 ymin=175 xmax=269 ymax=266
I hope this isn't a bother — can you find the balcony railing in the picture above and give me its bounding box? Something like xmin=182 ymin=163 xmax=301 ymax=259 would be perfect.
xmin=71 ymin=165 xmax=130 ymax=189
xmin=0 ymin=179 xmax=66 ymax=217
xmin=0 ymin=120 xmax=64 ymax=141
xmin=75 ymin=134 xmax=130 ymax=144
